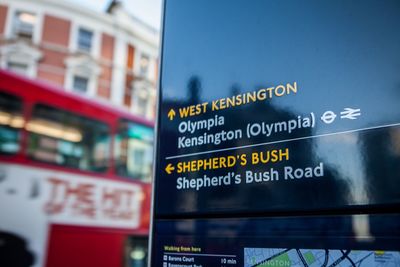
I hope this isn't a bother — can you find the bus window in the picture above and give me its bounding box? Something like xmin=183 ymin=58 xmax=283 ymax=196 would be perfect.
xmin=115 ymin=119 xmax=153 ymax=182
xmin=125 ymin=236 xmax=148 ymax=267
xmin=27 ymin=104 xmax=110 ymax=172
xmin=0 ymin=91 xmax=24 ymax=154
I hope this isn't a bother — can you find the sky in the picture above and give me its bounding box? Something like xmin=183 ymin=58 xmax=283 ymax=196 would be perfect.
xmin=67 ymin=0 xmax=163 ymax=30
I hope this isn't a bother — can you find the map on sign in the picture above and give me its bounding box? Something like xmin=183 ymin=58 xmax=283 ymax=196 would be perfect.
xmin=244 ymin=248 xmax=400 ymax=267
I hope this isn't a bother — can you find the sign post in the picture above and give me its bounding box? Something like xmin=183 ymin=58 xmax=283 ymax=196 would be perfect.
xmin=150 ymin=1 xmax=400 ymax=266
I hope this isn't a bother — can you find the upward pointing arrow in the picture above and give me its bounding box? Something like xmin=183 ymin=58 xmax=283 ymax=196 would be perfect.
xmin=168 ymin=109 xmax=176 ymax=120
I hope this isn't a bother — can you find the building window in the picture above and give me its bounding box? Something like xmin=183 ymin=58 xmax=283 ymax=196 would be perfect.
xmin=7 ymin=62 xmax=29 ymax=76
xmin=72 ymin=75 xmax=89 ymax=93
xmin=27 ymin=104 xmax=110 ymax=172
xmin=0 ymin=43 xmax=42 ymax=78
xmin=139 ymin=54 xmax=150 ymax=76
xmin=136 ymin=95 xmax=148 ymax=116
xmin=77 ymin=28 xmax=93 ymax=52
xmin=115 ymin=120 xmax=153 ymax=182
xmin=0 ymin=92 xmax=24 ymax=154
xmin=13 ymin=11 xmax=36 ymax=39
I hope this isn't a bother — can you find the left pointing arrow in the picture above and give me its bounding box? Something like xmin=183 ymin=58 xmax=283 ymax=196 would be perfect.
xmin=165 ymin=163 xmax=175 ymax=174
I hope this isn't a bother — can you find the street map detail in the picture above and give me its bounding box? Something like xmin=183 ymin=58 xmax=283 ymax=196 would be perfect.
xmin=244 ymin=248 xmax=400 ymax=267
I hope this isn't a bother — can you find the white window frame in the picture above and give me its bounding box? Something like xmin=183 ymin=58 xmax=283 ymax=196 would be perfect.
xmin=65 ymin=69 xmax=97 ymax=97
xmin=130 ymin=79 xmax=156 ymax=120
xmin=138 ymin=53 xmax=150 ymax=78
xmin=0 ymin=42 xmax=42 ymax=78
xmin=65 ymin=55 xmax=101 ymax=97
xmin=69 ymin=22 xmax=100 ymax=58
xmin=132 ymin=87 xmax=148 ymax=117
xmin=13 ymin=10 xmax=36 ymax=40
xmin=4 ymin=5 xmax=43 ymax=45
xmin=76 ymin=27 xmax=94 ymax=53
xmin=131 ymin=42 xmax=157 ymax=82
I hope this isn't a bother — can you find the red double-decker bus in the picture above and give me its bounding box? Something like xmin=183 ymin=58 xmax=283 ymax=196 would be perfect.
xmin=0 ymin=70 xmax=153 ymax=267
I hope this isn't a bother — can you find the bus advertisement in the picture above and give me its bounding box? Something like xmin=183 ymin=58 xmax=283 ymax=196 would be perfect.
xmin=150 ymin=1 xmax=400 ymax=266
xmin=0 ymin=70 xmax=153 ymax=267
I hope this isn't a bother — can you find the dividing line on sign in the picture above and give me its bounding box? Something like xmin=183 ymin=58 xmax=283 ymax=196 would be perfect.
xmin=165 ymin=122 xmax=400 ymax=160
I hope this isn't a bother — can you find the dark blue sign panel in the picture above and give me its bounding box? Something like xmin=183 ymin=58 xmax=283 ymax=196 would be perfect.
xmin=151 ymin=0 xmax=400 ymax=266
xmin=153 ymin=214 xmax=400 ymax=267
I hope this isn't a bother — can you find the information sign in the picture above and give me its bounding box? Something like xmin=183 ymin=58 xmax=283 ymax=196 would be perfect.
xmin=151 ymin=1 xmax=400 ymax=266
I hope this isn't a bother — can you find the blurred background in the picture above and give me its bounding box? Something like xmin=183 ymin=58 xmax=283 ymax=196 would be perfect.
xmin=0 ymin=0 xmax=161 ymax=266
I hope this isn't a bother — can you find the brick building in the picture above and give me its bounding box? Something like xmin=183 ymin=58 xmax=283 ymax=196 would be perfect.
xmin=0 ymin=0 xmax=159 ymax=120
